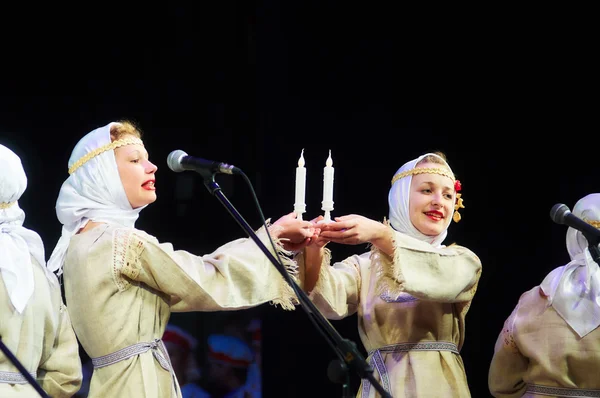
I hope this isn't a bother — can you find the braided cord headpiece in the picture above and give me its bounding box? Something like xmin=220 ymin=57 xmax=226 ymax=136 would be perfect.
xmin=584 ymin=219 xmax=600 ymax=229
xmin=391 ymin=166 xmax=465 ymax=223
xmin=391 ymin=167 xmax=455 ymax=186
xmin=68 ymin=137 xmax=144 ymax=175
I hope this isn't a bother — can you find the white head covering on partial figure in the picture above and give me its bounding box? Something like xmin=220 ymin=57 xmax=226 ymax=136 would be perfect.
xmin=388 ymin=152 xmax=461 ymax=248
xmin=0 ymin=143 xmax=54 ymax=313
xmin=541 ymin=193 xmax=600 ymax=337
xmin=47 ymin=122 xmax=146 ymax=277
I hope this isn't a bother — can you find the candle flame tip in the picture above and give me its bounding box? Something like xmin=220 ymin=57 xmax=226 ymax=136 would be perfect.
xmin=298 ymin=149 xmax=305 ymax=167
xmin=325 ymin=150 xmax=333 ymax=167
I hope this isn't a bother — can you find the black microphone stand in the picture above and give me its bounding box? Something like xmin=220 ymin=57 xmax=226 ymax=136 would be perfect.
xmin=328 ymin=359 xmax=353 ymax=398
xmin=200 ymin=172 xmax=391 ymax=398
xmin=0 ymin=336 xmax=50 ymax=397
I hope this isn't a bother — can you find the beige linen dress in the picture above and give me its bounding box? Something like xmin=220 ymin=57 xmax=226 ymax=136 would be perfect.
xmin=296 ymin=228 xmax=482 ymax=398
xmin=489 ymin=286 xmax=600 ymax=398
xmin=63 ymin=222 xmax=296 ymax=398
xmin=0 ymin=256 xmax=82 ymax=398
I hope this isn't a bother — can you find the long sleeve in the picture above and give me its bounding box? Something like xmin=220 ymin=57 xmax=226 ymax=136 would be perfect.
xmin=294 ymin=248 xmax=362 ymax=319
xmin=114 ymin=226 xmax=298 ymax=312
xmin=376 ymin=230 xmax=482 ymax=303
xmin=37 ymin=302 xmax=83 ymax=398
xmin=488 ymin=303 xmax=528 ymax=397
xmin=0 ymin=256 xmax=82 ymax=398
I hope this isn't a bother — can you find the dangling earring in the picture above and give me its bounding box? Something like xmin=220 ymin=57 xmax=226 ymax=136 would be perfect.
xmin=453 ymin=180 xmax=464 ymax=223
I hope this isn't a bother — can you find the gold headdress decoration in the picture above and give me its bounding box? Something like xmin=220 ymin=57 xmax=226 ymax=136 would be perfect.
xmin=0 ymin=201 xmax=15 ymax=210
xmin=453 ymin=180 xmax=464 ymax=223
xmin=584 ymin=219 xmax=600 ymax=229
xmin=68 ymin=137 xmax=144 ymax=175
xmin=391 ymin=167 xmax=465 ymax=223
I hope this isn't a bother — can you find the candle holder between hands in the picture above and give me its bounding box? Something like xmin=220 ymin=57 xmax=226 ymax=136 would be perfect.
xmin=294 ymin=205 xmax=306 ymax=221
xmin=319 ymin=210 xmax=333 ymax=224
xmin=319 ymin=198 xmax=334 ymax=224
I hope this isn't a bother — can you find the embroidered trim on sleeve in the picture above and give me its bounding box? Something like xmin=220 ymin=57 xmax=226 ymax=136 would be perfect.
xmin=112 ymin=228 xmax=144 ymax=291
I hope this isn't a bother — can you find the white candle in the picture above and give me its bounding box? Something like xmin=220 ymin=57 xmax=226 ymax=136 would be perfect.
xmin=322 ymin=150 xmax=334 ymax=212
xmin=294 ymin=149 xmax=306 ymax=219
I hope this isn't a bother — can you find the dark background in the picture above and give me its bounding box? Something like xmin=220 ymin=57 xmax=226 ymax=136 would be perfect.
xmin=0 ymin=3 xmax=595 ymax=397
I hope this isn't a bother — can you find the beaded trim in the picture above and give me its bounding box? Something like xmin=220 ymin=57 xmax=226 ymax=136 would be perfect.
xmin=68 ymin=137 xmax=144 ymax=175
xmin=0 ymin=201 xmax=15 ymax=210
xmin=391 ymin=167 xmax=455 ymax=186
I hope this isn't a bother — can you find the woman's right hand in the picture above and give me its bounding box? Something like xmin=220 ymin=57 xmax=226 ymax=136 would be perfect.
xmin=307 ymin=215 xmax=329 ymax=249
xmin=270 ymin=212 xmax=317 ymax=251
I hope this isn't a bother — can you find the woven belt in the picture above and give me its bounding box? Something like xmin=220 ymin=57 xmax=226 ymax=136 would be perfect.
xmin=526 ymin=384 xmax=600 ymax=397
xmin=362 ymin=341 xmax=460 ymax=397
xmin=0 ymin=370 xmax=37 ymax=384
xmin=91 ymin=339 xmax=171 ymax=372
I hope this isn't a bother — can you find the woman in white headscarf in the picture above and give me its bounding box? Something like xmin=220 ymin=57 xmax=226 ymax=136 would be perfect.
xmin=46 ymin=121 xmax=317 ymax=398
xmin=488 ymin=193 xmax=600 ymax=397
xmin=0 ymin=143 xmax=82 ymax=397
xmin=295 ymin=152 xmax=482 ymax=397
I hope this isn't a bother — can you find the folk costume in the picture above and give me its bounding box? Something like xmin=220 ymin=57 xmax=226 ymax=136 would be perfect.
xmin=0 ymin=144 xmax=82 ymax=397
xmin=47 ymin=123 xmax=297 ymax=398
xmin=489 ymin=194 xmax=600 ymax=397
xmin=295 ymin=153 xmax=481 ymax=397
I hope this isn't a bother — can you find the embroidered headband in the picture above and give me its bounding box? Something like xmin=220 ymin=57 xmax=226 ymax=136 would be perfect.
xmin=391 ymin=167 xmax=454 ymax=185
xmin=68 ymin=137 xmax=144 ymax=175
xmin=391 ymin=166 xmax=465 ymax=223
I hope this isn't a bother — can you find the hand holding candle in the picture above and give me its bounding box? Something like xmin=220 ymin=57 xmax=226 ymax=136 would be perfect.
xmin=294 ymin=149 xmax=306 ymax=219
xmin=321 ymin=150 xmax=334 ymax=223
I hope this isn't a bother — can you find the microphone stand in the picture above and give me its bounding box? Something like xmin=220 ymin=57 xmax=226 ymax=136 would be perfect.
xmin=0 ymin=336 xmax=50 ymax=398
xmin=200 ymin=172 xmax=391 ymax=398
xmin=328 ymin=359 xmax=353 ymax=398
xmin=584 ymin=232 xmax=600 ymax=267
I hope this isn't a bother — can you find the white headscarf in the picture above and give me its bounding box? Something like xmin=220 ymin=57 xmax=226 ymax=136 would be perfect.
xmin=47 ymin=122 xmax=146 ymax=276
xmin=0 ymin=143 xmax=54 ymax=313
xmin=541 ymin=193 xmax=600 ymax=337
xmin=388 ymin=153 xmax=456 ymax=248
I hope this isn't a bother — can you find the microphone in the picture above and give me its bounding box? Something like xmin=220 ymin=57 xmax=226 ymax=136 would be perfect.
xmin=550 ymin=203 xmax=600 ymax=239
xmin=167 ymin=150 xmax=241 ymax=175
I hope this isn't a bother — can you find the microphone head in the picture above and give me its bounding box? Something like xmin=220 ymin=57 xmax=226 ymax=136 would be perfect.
xmin=167 ymin=150 xmax=188 ymax=173
xmin=550 ymin=203 xmax=571 ymax=224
